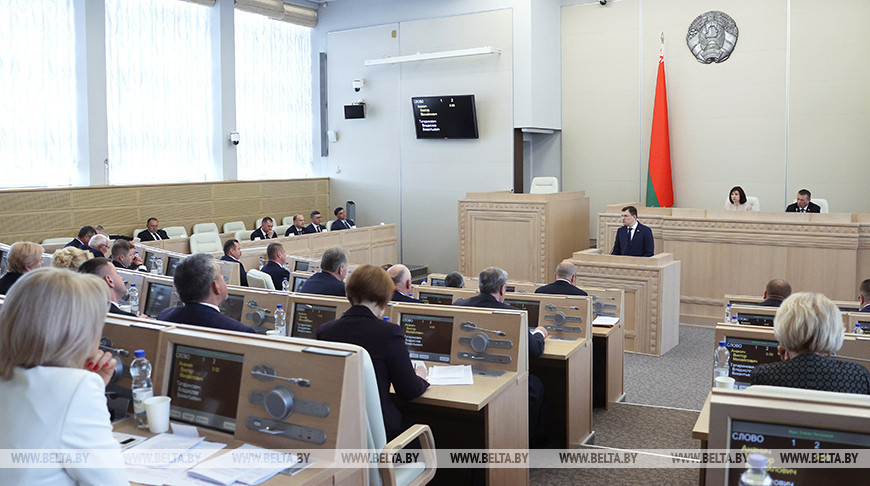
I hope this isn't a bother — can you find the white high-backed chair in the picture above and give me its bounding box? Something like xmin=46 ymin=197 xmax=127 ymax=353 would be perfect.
xmin=192 ymin=222 xmax=219 ymax=234
xmin=223 ymin=221 xmax=246 ymax=233
xmin=163 ymin=226 xmax=188 ymax=239
xmin=746 ymin=196 xmax=760 ymax=211
xmin=815 ymin=198 xmax=829 ymax=213
xmin=274 ymin=225 xmax=290 ymax=237
xmin=189 ymin=233 xmax=222 ymax=254
xmin=326 ymin=220 xmax=335 ymax=231
xmin=133 ymin=228 xmax=146 ymax=239
xmin=246 ymin=269 xmax=275 ymax=290
xmin=41 ymin=237 xmax=74 ymax=245
xmin=282 ymin=216 xmax=296 ymax=226
xmin=235 ymin=230 xmax=251 ymax=242
xmin=529 ymin=176 xmax=559 ymax=194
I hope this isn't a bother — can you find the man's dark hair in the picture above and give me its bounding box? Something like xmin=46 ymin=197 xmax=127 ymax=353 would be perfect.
xmin=223 ymin=239 xmax=239 ymax=255
xmin=860 ymin=279 xmax=870 ymax=302
xmin=146 ymin=217 xmax=158 ymax=225
xmin=310 ymin=210 xmax=321 ymax=218
xmin=77 ymin=226 xmax=96 ymax=238
xmin=444 ymin=271 xmax=464 ymax=288
xmin=173 ymin=253 xmax=218 ymax=303
xmin=78 ymin=257 xmax=112 ymax=275
xmin=261 ymin=217 xmax=273 ymax=225
xmin=111 ymin=239 xmax=134 ymax=259
xmin=798 ymin=189 xmax=811 ymax=198
xmin=334 ymin=207 xmax=344 ymax=216
xmin=266 ymin=242 xmax=283 ymax=261
xmin=622 ymin=206 xmax=638 ymax=218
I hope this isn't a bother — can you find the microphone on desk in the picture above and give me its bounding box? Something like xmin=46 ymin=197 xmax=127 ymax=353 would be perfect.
xmin=544 ymin=303 xmax=580 ymax=311
xmin=460 ymin=321 xmax=506 ymax=336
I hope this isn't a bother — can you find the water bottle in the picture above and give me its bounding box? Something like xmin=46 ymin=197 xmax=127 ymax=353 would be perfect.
xmin=274 ymin=304 xmax=286 ymax=336
xmin=259 ymin=256 xmax=266 ymax=270
xmin=383 ymin=316 xmax=390 ymax=322
xmin=854 ymin=323 xmax=864 ymax=335
xmin=282 ymin=277 xmax=290 ymax=292
xmin=739 ymin=453 xmax=772 ymax=486
xmin=725 ymin=303 xmax=732 ymax=323
xmin=130 ymin=350 xmax=153 ymax=428
xmin=128 ymin=284 xmax=139 ymax=315
xmin=714 ymin=340 xmax=730 ymax=384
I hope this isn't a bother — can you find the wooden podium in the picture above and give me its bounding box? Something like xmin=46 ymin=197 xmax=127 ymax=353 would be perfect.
xmin=571 ymin=249 xmax=680 ymax=356
xmin=458 ymin=191 xmax=590 ymax=282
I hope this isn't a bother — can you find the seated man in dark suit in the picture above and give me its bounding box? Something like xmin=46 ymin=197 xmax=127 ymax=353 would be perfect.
xmin=388 ymin=264 xmax=423 ymax=303
xmin=260 ymin=242 xmax=289 ymax=289
xmin=785 ymin=188 xmax=821 ymax=213
xmin=859 ymin=279 xmax=870 ymax=313
xmin=220 ymin=239 xmax=248 ymax=287
xmin=329 ymin=207 xmax=355 ymax=231
xmin=759 ymin=279 xmax=792 ymax=307
xmin=444 ymin=271 xmax=464 ymax=288
xmin=302 ymin=210 xmax=327 ymax=234
xmin=250 ymin=217 xmax=278 ymax=241
xmin=611 ymin=205 xmax=654 ymax=257
xmin=298 ymin=247 xmax=348 ymax=297
xmin=87 ymin=233 xmax=110 ymax=259
xmin=110 ymin=239 xmax=144 ymax=271
xmin=137 ymin=218 xmax=169 ymax=241
xmin=77 ymin=258 xmax=136 ymax=317
xmin=157 ymin=253 xmax=255 ymax=333
xmin=65 ymin=226 xmax=96 ymax=250
xmin=535 ymin=260 xmax=587 ymax=296
xmin=284 ymin=213 xmax=306 ymax=236
xmin=454 ymin=266 xmax=550 ymax=447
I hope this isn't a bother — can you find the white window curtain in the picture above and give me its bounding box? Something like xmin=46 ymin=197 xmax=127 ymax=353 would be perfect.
xmin=234 ymin=9 xmax=313 ymax=180
xmin=105 ymin=0 xmax=214 ymax=185
xmin=0 ymin=0 xmax=78 ymax=188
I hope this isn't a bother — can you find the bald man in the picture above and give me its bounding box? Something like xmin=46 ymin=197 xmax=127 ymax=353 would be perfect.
xmin=759 ymin=279 xmax=792 ymax=307
xmin=535 ymin=260 xmax=587 ymax=296
xmin=388 ymin=264 xmax=423 ymax=303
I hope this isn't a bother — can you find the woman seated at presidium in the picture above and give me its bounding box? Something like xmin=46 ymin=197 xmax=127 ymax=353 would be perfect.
xmin=0 ymin=268 xmax=127 ymax=485
xmin=0 ymin=241 xmax=44 ymax=295
xmin=750 ymin=292 xmax=870 ymax=394
xmin=724 ymin=185 xmax=753 ymax=211
xmin=316 ymin=264 xmax=429 ymax=440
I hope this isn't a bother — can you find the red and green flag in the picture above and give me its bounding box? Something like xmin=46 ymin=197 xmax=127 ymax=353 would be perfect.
xmin=646 ymin=42 xmax=674 ymax=208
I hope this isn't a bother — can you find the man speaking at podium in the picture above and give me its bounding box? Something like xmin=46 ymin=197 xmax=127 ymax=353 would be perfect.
xmin=611 ymin=205 xmax=654 ymax=257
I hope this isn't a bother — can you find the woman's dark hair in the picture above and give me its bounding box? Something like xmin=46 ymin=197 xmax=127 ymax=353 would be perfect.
xmin=728 ymin=186 xmax=747 ymax=205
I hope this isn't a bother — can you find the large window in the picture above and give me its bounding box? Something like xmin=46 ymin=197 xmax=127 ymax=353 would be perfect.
xmin=0 ymin=0 xmax=78 ymax=188
xmin=234 ymin=9 xmax=313 ymax=180
xmin=105 ymin=0 xmax=214 ymax=184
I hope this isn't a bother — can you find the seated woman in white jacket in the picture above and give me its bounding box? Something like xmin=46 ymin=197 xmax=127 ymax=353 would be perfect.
xmin=0 ymin=267 xmax=127 ymax=485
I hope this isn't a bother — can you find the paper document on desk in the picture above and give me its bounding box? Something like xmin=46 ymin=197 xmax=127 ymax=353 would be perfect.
xmin=124 ymin=433 xmax=205 ymax=468
xmin=126 ymin=440 xmax=226 ymax=485
xmin=427 ymin=365 xmax=474 ymax=385
xmin=187 ymin=443 xmax=305 ymax=486
xmin=592 ymin=316 xmax=619 ymax=327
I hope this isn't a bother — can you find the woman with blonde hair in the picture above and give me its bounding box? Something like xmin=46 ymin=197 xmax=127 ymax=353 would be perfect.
xmin=50 ymin=246 xmax=93 ymax=270
xmin=0 ymin=268 xmax=127 ymax=484
xmin=0 ymin=241 xmax=44 ymax=294
xmin=750 ymin=292 xmax=870 ymax=393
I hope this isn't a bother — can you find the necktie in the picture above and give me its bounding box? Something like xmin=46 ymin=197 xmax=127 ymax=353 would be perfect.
xmin=153 ymin=232 xmax=160 ymax=240
xmin=629 ymin=227 xmax=634 ymax=241
xmin=800 ymin=208 xmax=806 ymax=213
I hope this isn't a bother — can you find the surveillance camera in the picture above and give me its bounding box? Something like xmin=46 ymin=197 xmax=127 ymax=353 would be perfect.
xmin=352 ymin=79 xmax=365 ymax=92
xmin=228 ymin=132 xmax=240 ymax=146
xmin=600 ymin=0 xmax=606 ymax=5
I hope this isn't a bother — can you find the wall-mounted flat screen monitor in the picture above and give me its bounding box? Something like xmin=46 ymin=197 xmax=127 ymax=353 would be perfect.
xmin=144 ymin=282 xmax=174 ymax=318
xmin=218 ymin=294 xmax=245 ymax=322
xmin=293 ymin=276 xmax=308 ymax=292
xmin=504 ymin=298 xmax=541 ymax=328
xmin=291 ymin=303 xmax=337 ymax=339
xmin=411 ymin=95 xmax=479 ymax=139
xmin=429 ymin=278 xmax=445 ymax=287
xmin=724 ymin=337 xmax=779 ymax=390
xmin=294 ymin=261 xmax=310 ymax=272
xmin=400 ymin=313 xmax=454 ymax=363
xmin=734 ymin=312 xmax=774 ymax=327
xmin=166 ymin=256 xmax=182 ymax=277
xmin=167 ymin=344 xmax=244 ymax=434
xmin=418 ymin=291 xmax=454 ymax=306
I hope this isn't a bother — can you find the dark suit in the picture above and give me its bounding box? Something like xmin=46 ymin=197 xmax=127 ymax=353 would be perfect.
xmin=330 ymin=219 xmax=355 ymax=231
xmin=316 ymin=305 xmax=429 ymax=439
xmin=112 ymin=260 xmax=136 ymax=271
xmin=109 ymin=302 xmax=136 ymax=317
xmin=535 ymin=279 xmax=587 ymax=296
xmin=0 ymin=272 xmax=23 ymax=295
xmin=453 ymin=293 xmax=546 ymax=358
xmin=64 ymin=238 xmax=88 ymax=250
xmin=220 ymin=254 xmax=248 ymax=287
xmin=137 ymin=229 xmax=169 ymax=241
xmin=302 ymin=223 xmax=326 ymax=234
xmin=785 ymin=202 xmax=821 ymax=213
xmin=285 ymin=225 xmax=305 ymax=237
xmin=392 ymin=290 xmax=423 ymax=304
xmin=250 ymin=228 xmax=278 ymax=241
xmin=860 ymin=304 xmax=870 ymax=313
xmin=611 ymin=222 xmax=654 ymax=257
xmin=261 ymin=261 xmax=290 ymax=289
xmin=87 ymin=247 xmax=105 ymax=259
xmin=758 ymin=298 xmax=783 ymax=307
xmin=158 ymin=302 xmax=256 ymax=333
xmin=750 ymin=353 xmax=870 ymax=394
xmin=298 ymin=271 xmax=346 ymax=297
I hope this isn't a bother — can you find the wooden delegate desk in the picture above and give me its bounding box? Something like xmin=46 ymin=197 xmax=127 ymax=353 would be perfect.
xmin=571 ymin=249 xmax=680 ymax=356
xmin=458 ymin=191 xmax=590 ymax=283
xmin=599 ymin=204 xmax=870 ymax=328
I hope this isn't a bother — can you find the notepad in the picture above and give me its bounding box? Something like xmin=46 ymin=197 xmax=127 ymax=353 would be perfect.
xmin=592 ymin=316 xmax=620 ymax=327
xmin=427 ymin=365 xmax=474 ymax=385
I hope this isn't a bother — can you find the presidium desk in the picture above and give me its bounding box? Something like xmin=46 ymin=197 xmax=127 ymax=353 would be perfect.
xmin=597 ymin=203 xmax=870 ymax=328
xmin=458 ymin=191 xmax=590 ymax=283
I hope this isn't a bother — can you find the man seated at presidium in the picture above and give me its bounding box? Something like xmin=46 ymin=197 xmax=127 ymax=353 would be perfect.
xmin=724 ymin=186 xmax=753 ymax=211
xmin=65 ymin=225 xmax=95 ymax=250
xmin=785 ymin=188 xmax=821 ymax=213
xmin=316 ymin=265 xmax=429 ymax=441
xmin=77 ymin=258 xmax=136 ymax=317
xmin=749 ymin=292 xmax=870 ymax=394
xmin=859 ymin=279 xmax=870 ymax=313
xmin=535 ymin=260 xmax=587 ymax=296
xmin=250 ymin=217 xmax=278 ymax=241
xmin=220 ymin=239 xmax=248 ymax=287
xmin=285 ymin=213 xmax=306 ymax=236
xmin=261 ymin=242 xmax=290 ymax=289
xmin=88 ymin=233 xmax=110 ymax=259
xmin=759 ymin=279 xmax=792 ymax=307
xmin=303 ymin=210 xmax=327 ymax=234
xmin=137 ymin=217 xmax=169 ymax=241
xmin=611 ymin=205 xmax=654 ymax=257
xmin=158 ymin=253 xmax=256 ymax=333
xmin=0 ymin=242 xmax=44 ymax=295
xmin=111 ymin=239 xmax=144 ymax=270
xmin=388 ymin=264 xmax=423 ymax=303
xmin=330 ymin=206 xmax=355 ymax=231
xmin=298 ymin=247 xmax=349 ymax=297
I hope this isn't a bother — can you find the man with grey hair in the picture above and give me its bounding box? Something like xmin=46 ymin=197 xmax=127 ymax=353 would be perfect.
xmin=535 ymin=260 xmax=587 ymax=296
xmin=388 ymin=264 xmax=422 ymax=303
xmin=158 ymin=253 xmax=255 ymax=333
xmin=87 ymin=233 xmax=110 ymax=258
xmin=285 ymin=213 xmax=306 ymax=236
xmin=298 ymin=247 xmax=348 ymax=297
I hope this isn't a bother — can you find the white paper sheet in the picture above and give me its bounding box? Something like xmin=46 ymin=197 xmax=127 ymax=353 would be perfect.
xmin=427 ymin=365 xmax=474 ymax=385
xmin=592 ymin=316 xmax=620 ymax=327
